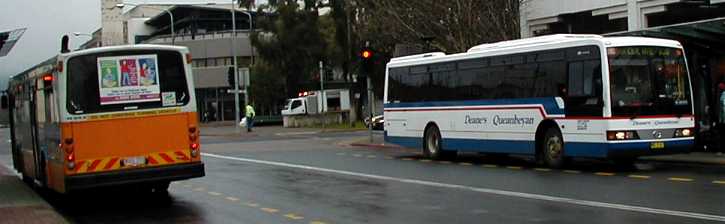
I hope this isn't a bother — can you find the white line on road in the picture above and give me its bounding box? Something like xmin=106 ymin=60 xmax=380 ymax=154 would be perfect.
xmin=274 ymin=131 xmax=319 ymax=136
xmin=201 ymin=153 xmax=725 ymax=222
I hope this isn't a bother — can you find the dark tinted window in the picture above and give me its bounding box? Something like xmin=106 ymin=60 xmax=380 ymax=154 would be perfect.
xmin=565 ymin=46 xmax=603 ymax=116
xmin=387 ymin=46 xmax=601 ymax=108
xmin=66 ymin=50 xmax=189 ymax=114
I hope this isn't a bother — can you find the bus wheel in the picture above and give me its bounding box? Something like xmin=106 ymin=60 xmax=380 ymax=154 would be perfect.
xmin=424 ymin=125 xmax=455 ymax=160
xmin=151 ymin=181 xmax=170 ymax=194
xmin=542 ymin=128 xmax=565 ymax=168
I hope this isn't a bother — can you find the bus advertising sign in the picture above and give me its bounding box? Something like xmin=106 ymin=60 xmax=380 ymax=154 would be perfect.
xmin=97 ymin=54 xmax=161 ymax=105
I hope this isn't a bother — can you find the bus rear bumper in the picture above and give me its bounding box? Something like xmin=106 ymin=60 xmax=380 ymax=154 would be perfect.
xmin=566 ymin=139 xmax=693 ymax=159
xmin=65 ymin=162 xmax=205 ymax=191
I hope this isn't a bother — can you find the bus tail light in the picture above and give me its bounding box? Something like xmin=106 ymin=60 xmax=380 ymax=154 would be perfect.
xmin=675 ymin=128 xmax=693 ymax=137
xmin=190 ymin=143 xmax=200 ymax=158
xmin=189 ymin=126 xmax=200 ymax=158
xmin=607 ymin=131 xmax=639 ymax=140
xmin=63 ymin=138 xmax=75 ymax=170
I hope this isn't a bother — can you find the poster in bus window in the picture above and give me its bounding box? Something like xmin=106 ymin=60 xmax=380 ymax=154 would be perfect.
xmin=139 ymin=58 xmax=158 ymax=86
xmin=120 ymin=59 xmax=139 ymax=86
xmin=97 ymin=54 xmax=161 ymax=105
xmin=99 ymin=60 xmax=119 ymax=88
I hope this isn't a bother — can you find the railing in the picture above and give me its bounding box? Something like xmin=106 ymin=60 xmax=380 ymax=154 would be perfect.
xmin=143 ymin=29 xmax=253 ymax=44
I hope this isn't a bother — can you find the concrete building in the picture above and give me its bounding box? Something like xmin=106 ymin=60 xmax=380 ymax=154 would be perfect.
xmin=520 ymin=0 xmax=725 ymax=150
xmin=82 ymin=2 xmax=262 ymax=122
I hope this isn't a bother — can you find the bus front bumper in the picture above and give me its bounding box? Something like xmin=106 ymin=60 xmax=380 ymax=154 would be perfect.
xmin=566 ymin=139 xmax=693 ymax=159
xmin=65 ymin=162 xmax=205 ymax=191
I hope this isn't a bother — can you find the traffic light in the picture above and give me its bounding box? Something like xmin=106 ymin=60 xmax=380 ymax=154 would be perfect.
xmin=360 ymin=48 xmax=374 ymax=77
xmin=227 ymin=67 xmax=235 ymax=87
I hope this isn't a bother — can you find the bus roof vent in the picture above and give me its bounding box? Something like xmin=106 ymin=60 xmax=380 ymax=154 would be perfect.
xmin=390 ymin=52 xmax=446 ymax=62
xmin=467 ymin=34 xmax=603 ymax=53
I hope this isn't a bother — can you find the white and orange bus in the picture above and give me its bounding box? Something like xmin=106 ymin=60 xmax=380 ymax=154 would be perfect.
xmin=4 ymin=43 xmax=204 ymax=193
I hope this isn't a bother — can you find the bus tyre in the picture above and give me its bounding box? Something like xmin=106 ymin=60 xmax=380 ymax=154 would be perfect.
xmin=151 ymin=181 xmax=170 ymax=194
xmin=542 ymin=128 xmax=566 ymax=168
xmin=424 ymin=125 xmax=455 ymax=160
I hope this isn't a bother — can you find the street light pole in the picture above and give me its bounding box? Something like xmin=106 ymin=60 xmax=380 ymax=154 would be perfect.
xmin=115 ymin=3 xmax=174 ymax=45
xmin=239 ymin=10 xmax=253 ymax=111
xmin=231 ymin=1 xmax=240 ymax=133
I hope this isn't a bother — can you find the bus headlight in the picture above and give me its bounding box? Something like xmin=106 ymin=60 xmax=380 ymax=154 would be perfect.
xmin=607 ymin=131 xmax=639 ymax=140
xmin=675 ymin=128 xmax=693 ymax=137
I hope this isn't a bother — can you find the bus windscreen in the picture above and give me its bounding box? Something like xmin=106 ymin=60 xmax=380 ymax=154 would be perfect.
xmin=66 ymin=50 xmax=190 ymax=114
xmin=608 ymin=47 xmax=691 ymax=116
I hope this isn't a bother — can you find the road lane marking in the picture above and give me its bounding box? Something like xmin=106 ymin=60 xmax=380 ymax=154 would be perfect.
xmin=310 ymin=221 xmax=328 ymax=224
xmin=482 ymin=164 xmax=497 ymax=168
xmin=668 ymin=177 xmax=694 ymax=182
xmin=628 ymin=175 xmax=651 ymax=179
xmin=193 ymin=187 xmax=206 ymax=191
xmin=275 ymin=131 xmax=319 ymax=136
xmin=594 ymin=172 xmax=615 ymax=176
xmin=226 ymin=197 xmax=240 ymax=202
xmin=261 ymin=207 xmax=279 ymax=213
xmin=438 ymin=161 xmax=452 ymax=164
xmin=203 ymin=153 xmax=725 ymax=222
xmin=563 ymin=170 xmax=581 ymax=174
xmin=336 ymin=153 xmax=346 ymax=156
xmin=534 ymin=168 xmax=551 ymax=172
xmin=713 ymin=180 xmax=725 ymax=185
xmin=401 ymin=158 xmax=414 ymax=161
xmin=245 ymin=203 xmax=259 ymax=207
xmin=384 ymin=156 xmax=394 ymax=160
xmin=506 ymin=166 xmax=523 ymax=170
xmin=208 ymin=191 xmax=222 ymax=196
xmin=366 ymin=155 xmax=377 ymax=159
xmin=353 ymin=154 xmax=363 ymax=157
xmin=419 ymin=159 xmax=432 ymax=163
xmin=284 ymin=213 xmax=305 ymax=220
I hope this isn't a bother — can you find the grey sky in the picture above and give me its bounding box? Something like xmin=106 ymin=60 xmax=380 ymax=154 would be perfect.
xmin=0 ymin=0 xmax=263 ymax=90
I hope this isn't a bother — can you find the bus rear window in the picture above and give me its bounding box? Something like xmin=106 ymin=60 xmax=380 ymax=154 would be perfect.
xmin=67 ymin=50 xmax=189 ymax=114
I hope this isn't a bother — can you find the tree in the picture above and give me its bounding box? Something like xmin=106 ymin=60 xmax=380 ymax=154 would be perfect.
xmin=250 ymin=1 xmax=328 ymax=98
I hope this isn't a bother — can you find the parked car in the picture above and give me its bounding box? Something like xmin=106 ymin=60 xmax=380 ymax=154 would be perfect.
xmin=365 ymin=115 xmax=384 ymax=130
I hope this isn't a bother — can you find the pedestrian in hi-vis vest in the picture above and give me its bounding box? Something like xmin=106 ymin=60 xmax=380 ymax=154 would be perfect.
xmin=245 ymin=104 xmax=256 ymax=132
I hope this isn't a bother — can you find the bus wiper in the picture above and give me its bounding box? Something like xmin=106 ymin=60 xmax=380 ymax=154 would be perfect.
xmin=70 ymin=100 xmax=80 ymax=111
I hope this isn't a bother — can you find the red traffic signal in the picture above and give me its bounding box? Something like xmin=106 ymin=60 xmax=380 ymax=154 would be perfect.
xmin=361 ymin=49 xmax=373 ymax=59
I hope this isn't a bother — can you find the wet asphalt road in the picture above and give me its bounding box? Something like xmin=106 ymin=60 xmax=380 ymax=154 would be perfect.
xmin=2 ymin=128 xmax=725 ymax=223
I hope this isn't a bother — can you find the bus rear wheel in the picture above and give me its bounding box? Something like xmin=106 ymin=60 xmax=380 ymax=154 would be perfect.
xmin=424 ymin=125 xmax=455 ymax=160
xmin=542 ymin=128 xmax=566 ymax=168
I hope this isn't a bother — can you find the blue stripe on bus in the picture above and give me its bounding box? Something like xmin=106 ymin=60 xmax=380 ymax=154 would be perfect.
xmin=386 ymin=135 xmax=694 ymax=158
xmin=384 ymin=97 xmax=564 ymax=115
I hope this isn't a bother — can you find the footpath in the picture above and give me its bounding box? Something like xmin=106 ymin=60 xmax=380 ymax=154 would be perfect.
xmin=347 ymin=132 xmax=725 ymax=166
xmin=200 ymin=121 xmax=368 ymax=138
xmin=0 ymin=165 xmax=67 ymax=224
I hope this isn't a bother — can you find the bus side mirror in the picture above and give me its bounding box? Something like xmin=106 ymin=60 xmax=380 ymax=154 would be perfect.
xmin=1 ymin=95 xmax=8 ymax=109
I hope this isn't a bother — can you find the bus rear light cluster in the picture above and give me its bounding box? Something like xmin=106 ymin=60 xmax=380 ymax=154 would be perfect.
xmin=63 ymin=138 xmax=75 ymax=170
xmin=189 ymin=126 xmax=200 ymax=158
xmin=675 ymin=128 xmax=693 ymax=137
xmin=607 ymin=131 xmax=639 ymax=140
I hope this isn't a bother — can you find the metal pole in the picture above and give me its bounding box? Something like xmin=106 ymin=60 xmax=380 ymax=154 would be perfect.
xmin=166 ymin=9 xmax=174 ymax=45
xmin=231 ymin=3 xmax=240 ymax=133
xmin=243 ymin=11 xmax=252 ymax=108
xmin=367 ymin=76 xmax=373 ymax=143
xmin=319 ymin=61 xmax=325 ymax=130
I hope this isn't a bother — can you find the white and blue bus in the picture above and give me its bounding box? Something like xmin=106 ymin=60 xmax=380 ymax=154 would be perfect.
xmin=383 ymin=34 xmax=695 ymax=167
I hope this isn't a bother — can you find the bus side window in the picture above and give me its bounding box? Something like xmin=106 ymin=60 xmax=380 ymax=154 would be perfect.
xmin=1 ymin=95 xmax=8 ymax=109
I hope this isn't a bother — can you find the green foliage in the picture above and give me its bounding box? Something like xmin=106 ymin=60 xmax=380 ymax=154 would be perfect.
xmin=251 ymin=1 xmax=328 ymax=98
xmin=249 ymin=60 xmax=286 ymax=114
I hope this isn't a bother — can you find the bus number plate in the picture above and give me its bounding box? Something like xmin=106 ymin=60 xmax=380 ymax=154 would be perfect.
xmin=123 ymin=156 xmax=147 ymax=167
xmin=650 ymin=142 xmax=665 ymax=149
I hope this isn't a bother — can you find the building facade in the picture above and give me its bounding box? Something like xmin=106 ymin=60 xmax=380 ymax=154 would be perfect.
xmin=85 ymin=2 xmax=261 ymax=122
xmin=520 ymin=0 xmax=725 ymax=150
